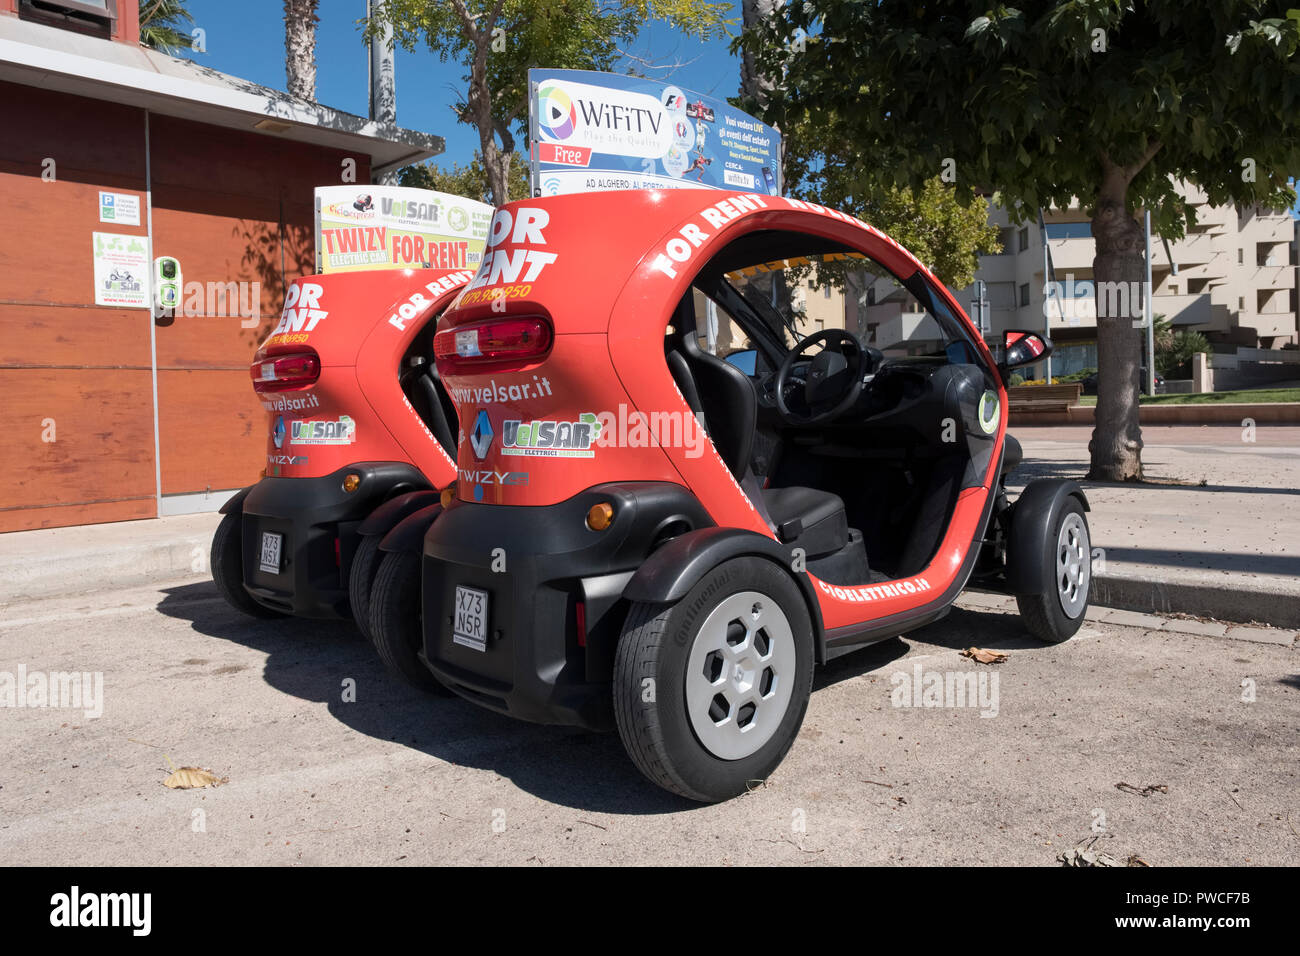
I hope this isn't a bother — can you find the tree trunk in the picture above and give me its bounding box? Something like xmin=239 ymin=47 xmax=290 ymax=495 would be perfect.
xmin=740 ymin=0 xmax=779 ymax=110
xmin=284 ymin=0 xmax=319 ymax=102
xmin=1088 ymin=161 xmax=1145 ymax=481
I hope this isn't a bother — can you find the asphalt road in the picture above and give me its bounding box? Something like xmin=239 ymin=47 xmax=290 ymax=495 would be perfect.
xmin=1 ymin=578 xmax=1296 ymax=866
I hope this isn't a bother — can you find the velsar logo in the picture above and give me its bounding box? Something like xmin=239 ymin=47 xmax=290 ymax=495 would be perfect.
xmin=501 ymin=413 xmax=601 ymax=458
xmin=290 ymin=416 xmax=355 ymax=445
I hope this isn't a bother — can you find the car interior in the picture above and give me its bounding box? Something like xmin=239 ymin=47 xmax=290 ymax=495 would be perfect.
xmin=401 ymin=318 xmax=459 ymax=457
xmin=665 ymin=230 xmax=1009 ymax=587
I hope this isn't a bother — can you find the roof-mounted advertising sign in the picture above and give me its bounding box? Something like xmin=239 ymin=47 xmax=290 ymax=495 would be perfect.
xmin=314 ymin=186 xmax=493 ymax=274
xmin=528 ymin=69 xmax=782 ymax=197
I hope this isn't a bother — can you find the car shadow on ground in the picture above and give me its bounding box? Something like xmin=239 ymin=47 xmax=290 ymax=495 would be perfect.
xmin=160 ymin=581 xmax=696 ymax=814
xmin=157 ymin=583 xmax=1043 ymax=814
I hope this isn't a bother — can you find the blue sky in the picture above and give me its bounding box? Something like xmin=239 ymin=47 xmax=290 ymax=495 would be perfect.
xmin=176 ymin=0 xmax=744 ymax=168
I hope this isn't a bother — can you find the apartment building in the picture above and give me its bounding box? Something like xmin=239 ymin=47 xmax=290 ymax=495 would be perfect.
xmin=949 ymin=183 xmax=1297 ymax=370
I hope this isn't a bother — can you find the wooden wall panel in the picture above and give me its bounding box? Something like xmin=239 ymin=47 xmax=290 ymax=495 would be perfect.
xmin=156 ymin=369 xmax=265 ymax=495
xmin=0 ymin=171 xmax=150 ymax=307
xmin=0 ymin=368 xmax=155 ymax=514
xmin=0 ymin=304 xmax=151 ymax=369
xmin=0 ymin=499 xmax=155 ymax=534
xmin=0 ymin=82 xmax=146 ymax=186
xmin=0 ymin=84 xmax=381 ymax=528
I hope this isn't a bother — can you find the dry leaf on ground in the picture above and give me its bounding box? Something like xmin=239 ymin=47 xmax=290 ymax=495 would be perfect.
xmin=163 ymin=767 xmax=227 ymax=789
xmin=961 ymin=647 xmax=1009 ymax=664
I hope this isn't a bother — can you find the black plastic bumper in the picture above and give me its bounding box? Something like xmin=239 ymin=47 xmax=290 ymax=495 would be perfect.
xmin=239 ymin=462 xmax=428 ymax=618
xmin=421 ymin=482 xmax=711 ymax=730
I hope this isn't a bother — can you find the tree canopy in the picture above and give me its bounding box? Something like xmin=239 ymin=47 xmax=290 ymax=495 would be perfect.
xmin=399 ymin=152 xmax=530 ymax=204
xmin=743 ymin=1 xmax=1300 ymax=479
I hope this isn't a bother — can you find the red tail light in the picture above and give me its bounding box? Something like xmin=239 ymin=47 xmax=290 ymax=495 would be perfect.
xmin=434 ymin=317 xmax=552 ymax=373
xmin=251 ymin=351 xmax=320 ymax=392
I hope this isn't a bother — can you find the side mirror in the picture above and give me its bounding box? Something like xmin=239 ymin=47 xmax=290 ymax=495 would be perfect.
xmin=1002 ymin=330 xmax=1053 ymax=371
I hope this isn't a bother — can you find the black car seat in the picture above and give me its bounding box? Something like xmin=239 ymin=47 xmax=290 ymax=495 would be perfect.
xmin=401 ymin=357 xmax=457 ymax=457
xmin=665 ymin=295 xmax=849 ymax=560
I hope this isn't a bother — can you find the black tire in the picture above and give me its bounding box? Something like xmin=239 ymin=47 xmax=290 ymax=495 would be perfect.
xmin=369 ymin=549 xmax=453 ymax=694
xmin=348 ymin=533 xmax=384 ymax=641
xmin=210 ymin=511 xmax=283 ymax=619
xmin=614 ymin=556 xmax=814 ymax=803
xmin=1015 ymin=496 xmax=1091 ymax=643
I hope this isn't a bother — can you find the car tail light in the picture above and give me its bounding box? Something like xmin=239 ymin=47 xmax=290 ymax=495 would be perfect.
xmin=251 ymin=351 xmax=320 ymax=392
xmin=434 ymin=317 xmax=552 ymax=372
xmin=575 ymin=600 xmax=587 ymax=649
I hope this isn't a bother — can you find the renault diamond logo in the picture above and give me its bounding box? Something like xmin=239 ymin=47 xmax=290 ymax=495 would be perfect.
xmin=470 ymin=409 xmax=494 ymax=460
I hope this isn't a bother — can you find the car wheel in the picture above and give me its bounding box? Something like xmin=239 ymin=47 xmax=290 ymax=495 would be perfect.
xmin=369 ymin=549 xmax=453 ymax=694
xmin=211 ymin=511 xmax=284 ymax=618
xmin=348 ymin=533 xmax=384 ymax=642
xmin=614 ymin=557 xmax=814 ymax=803
xmin=1016 ymin=497 xmax=1092 ymax=643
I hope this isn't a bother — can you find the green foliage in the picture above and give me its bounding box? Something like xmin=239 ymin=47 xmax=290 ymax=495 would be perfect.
xmin=1055 ymin=367 xmax=1096 ymax=383
xmin=767 ymin=112 xmax=1000 ymax=288
xmin=1157 ymin=329 xmax=1211 ymax=377
xmin=399 ymin=153 xmax=530 ymax=204
xmin=139 ymin=0 xmax=195 ymax=54
xmin=1150 ymin=311 xmax=1208 ymax=376
xmin=743 ymin=1 xmax=1300 ymax=238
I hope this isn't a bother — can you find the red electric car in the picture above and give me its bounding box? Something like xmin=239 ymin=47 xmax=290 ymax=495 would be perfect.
xmin=212 ymin=266 xmax=473 ymax=690
xmin=413 ymin=190 xmax=1092 ymax=801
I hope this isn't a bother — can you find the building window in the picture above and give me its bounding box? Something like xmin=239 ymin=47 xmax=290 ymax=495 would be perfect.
xmin=1239 ymin=297 xmax=1246 ymax=311
xmin=824 ymin=286 xmax=831 ymax=299
xmin=1019 ymin=283 xmax=1031 ymax=307
xmin=1018 ymin=227 xmax=1030 ymax=252
xmin=1238 ymin=248 xmax=1244 ymax=264
xmin=18 ymin=0 xmax=115 ymax=39
xmin=989 ymin=282 xmax=1016 ymax=309
xmin=1044 ymin=222 xmax=1093 ymax=240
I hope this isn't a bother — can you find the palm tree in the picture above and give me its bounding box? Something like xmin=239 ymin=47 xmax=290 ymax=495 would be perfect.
xmin=139 ymin=0 xmax=194 ymax=55
xmin=284 ymin=0 xmax=320 ymax=102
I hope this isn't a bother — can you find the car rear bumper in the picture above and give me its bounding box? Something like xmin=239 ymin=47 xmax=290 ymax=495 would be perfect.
xmin=420 ymin=482 xmax=710 ymax=730
xmin=239 ymin=463 xmax=428 ymax=618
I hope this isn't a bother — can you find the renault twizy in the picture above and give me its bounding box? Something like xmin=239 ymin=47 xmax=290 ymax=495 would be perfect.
xmin=414 ymin=190 xmax=1091 ymax=801
xmin=212 ymin=267 xmax=473 ymax=692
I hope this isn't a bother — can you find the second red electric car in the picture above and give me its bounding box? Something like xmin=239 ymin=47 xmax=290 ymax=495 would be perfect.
xmin=212 ymin=266 xmax=472 ymax=691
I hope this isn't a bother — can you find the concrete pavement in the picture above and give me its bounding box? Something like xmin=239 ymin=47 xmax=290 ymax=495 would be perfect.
xmin=0 ymin=577 xmax=1294 ymax=865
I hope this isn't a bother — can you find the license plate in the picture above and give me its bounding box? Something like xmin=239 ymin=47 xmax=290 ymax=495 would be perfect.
xmin=452 ymin=585 xmax=489 ymax=652
xmin=259 ymin=531 xmax=283 ymax=574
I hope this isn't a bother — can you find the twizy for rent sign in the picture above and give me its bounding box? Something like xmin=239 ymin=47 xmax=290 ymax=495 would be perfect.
xmin=314 ymin=186 xmax=492 ymax=275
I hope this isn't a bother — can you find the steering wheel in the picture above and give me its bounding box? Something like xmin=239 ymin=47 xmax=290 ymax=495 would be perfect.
xmin=774 ymin=329 xmax=872 ymax=425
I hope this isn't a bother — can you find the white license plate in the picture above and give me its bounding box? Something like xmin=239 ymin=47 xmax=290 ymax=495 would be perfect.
xmin=259 ymin=531 xmax=283 ymax=574
xmin=452 ymin=585 xmax=489 ymax=652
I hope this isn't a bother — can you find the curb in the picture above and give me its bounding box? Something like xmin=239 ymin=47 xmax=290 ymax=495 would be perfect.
xmin=1089 ymin=571 xmax=1300 ymax=630
xmin=1010 ymin=400 xmax=1300 ymax=427
xmin=0 ymin=514 xmax=219 ymax=605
